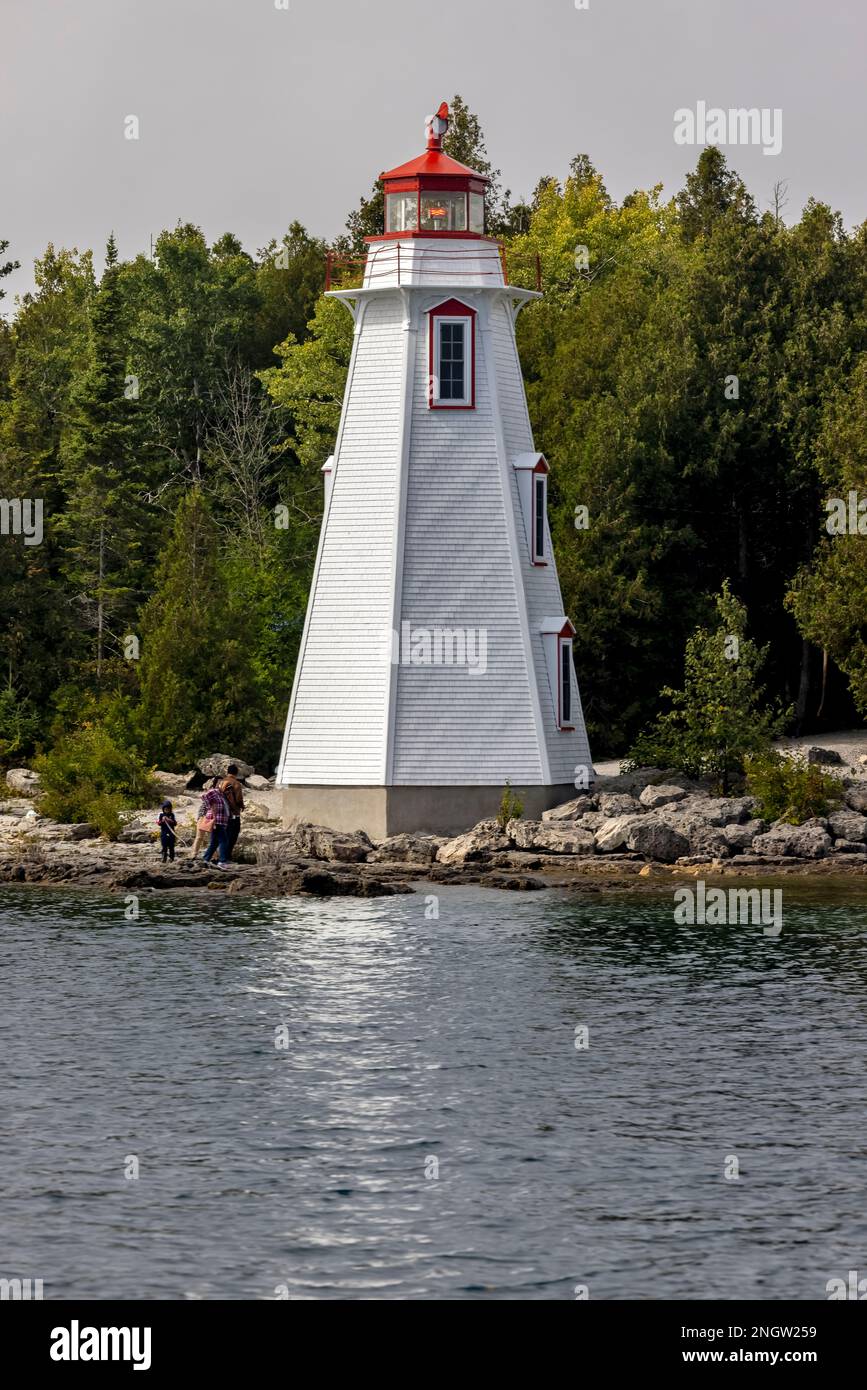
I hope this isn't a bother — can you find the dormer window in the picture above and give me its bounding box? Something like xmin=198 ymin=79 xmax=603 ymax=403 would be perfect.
xmin=541 ymin=617 xmax=577 ymax=730
xmin=513 ymin=453 xmax=549 ymax=564
xmin=429 ymin=300 xmax=476 ymax=409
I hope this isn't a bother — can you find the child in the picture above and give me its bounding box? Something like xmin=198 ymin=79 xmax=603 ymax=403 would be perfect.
xmin=157 ymin=801 xmax=178 ymax=863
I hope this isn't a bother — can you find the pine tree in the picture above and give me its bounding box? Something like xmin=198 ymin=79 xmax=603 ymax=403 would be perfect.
xmin=135 ymin=489 xmax=265 ymax=767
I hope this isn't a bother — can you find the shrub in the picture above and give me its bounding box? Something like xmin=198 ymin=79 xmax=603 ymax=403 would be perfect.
xmin=497 ymin=779 xmax=524 ymax=830
xmin=745 ymin=750 xmax=844 ymax=825
xmin=625 ymin=582 xmax=789 ymax=792
xmin=0 ymin=687 xmax=41 ymax=763
xmin=35 ymin=725 xmax=158 ymax=839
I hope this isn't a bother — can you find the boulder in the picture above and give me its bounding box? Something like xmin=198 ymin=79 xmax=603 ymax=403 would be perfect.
xmin=436 ymin=821 xmax=510 ymax=864
xmin=832 ymin=840 xmax=867 ymax=855
xmin=638 ymin=783 xmax=688 ymax=810
xmin=828 ymin=808 xmax=867 ymax=843
xmin=4 ymin=767 xmax=41 ymax=795
xmin=291 ymin=824 xmax=373 ymax=862
xmin=597 ymin=792 xmax=644 ymax=817
xmin=542 ymin=794 xmax=598 ymax=820
xmin=752 ymin=820 xmax=832 ymax=859
xmin=58 ymin=823 xmax=101 ymax=842
xmin=246 ymin=774 xmax=273 ymax=791
xmin=806 ymin=746 xmax=843 ymax=766
xmin=594 ymin=814 xmax=645 ymax=852
xmin=196 ymin=754 xmax=256 ymax=781
xmin=843 ymin=783 xmax=867 ymax=813
xmin=507 ymin=819 xmax=594 ymax=855
xmin=625 ymin=819 xmax=690 ymax=863
xmin=369 ymin=833 xmax=444 ymax=865
xmin=722 ymin=819 xmax=767 ymax=853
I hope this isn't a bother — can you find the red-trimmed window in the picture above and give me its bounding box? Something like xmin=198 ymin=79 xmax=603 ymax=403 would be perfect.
xmin=559 ymin=636 xmax=574 ymax=729
xmin=429 ymin=299 xmax=476 ymax=409
xmin=533 ymin=472 xmax=547 ymax=564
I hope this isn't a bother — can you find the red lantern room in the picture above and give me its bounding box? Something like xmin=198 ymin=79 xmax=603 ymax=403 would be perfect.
xmin=374 ymin=102 xmax=489 ymax=239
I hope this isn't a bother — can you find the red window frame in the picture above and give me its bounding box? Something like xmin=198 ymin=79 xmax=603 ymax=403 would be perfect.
xmin=532 ymin=464 xmax=548 ymax=565
xmin=428 ymin=298 xmax=476 ymax=410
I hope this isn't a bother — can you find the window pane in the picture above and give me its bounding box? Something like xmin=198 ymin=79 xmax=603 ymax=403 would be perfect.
xmin=469 ymin=193 xmax=485 ymax=234
xmin=561 ymin=643 xmax=572 ymax=725
xmin=386 ymin=192 xmax=418 ymax=232
xmin=438 ymin=321 xmax=466 ymax=400
xmin=421 ymin=191 xmax=467 ymax=231
xmin=534 ymin=477 xmax=545 ymax=559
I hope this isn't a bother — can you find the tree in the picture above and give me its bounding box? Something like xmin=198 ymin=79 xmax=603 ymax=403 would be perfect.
xmin=135 ymin=489 xmax=266 ymax=767
xmin=0 ymin=237 xmax=19 ymax=304
xmin=58 ymin=239 xmax=147 ymax=684
xmin=626 ymin=583 xmax=788 ymax=790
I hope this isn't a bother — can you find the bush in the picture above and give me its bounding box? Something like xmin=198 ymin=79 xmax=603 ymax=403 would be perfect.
xmin=0 ymin=687 xmax=41 ymax=763
xmin=497 ymin=779 xmax=524 ymax=831
xmin=745 ymin=751 xmax=844 ymax=825
xmin=35 ymin=725 xmax=158 ymax=839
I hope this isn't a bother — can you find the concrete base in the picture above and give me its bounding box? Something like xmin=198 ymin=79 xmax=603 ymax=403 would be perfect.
xmin=281 ymin=784 xmax=577 ymax=839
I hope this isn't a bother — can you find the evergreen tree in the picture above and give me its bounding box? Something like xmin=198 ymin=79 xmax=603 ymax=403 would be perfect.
xmin=135 ymin=489 xmax=266 ymax=767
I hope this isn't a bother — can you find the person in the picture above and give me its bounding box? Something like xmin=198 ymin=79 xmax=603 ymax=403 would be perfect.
xmin=199 ymin=784 xmax=231 ymax=869
xmin=157 ymin=801 xmax=178 ymax=863
xmin=219 ymin=764 xmax=246 ymax=861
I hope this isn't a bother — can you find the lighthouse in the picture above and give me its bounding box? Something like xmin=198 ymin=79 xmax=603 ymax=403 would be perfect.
xmin=278 ymin=105 xmax=593 ymax=838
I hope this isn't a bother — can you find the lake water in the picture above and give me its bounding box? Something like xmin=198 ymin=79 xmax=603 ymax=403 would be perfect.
xmin=2 ymin=882 xmax=867 ymax=1301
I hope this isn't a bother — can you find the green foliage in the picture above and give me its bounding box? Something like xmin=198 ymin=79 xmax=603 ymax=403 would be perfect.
xmin=497 ymin=780 xmax=524 ymax=830
xmin=626 ymin=583 xmax=789 ymax=790
xmin=134 ymin=489 xmax=268 ymax=768
xmin=0 ymin=687 xmax=40 ymax=762
xmin=35 ymin=725 xmax=157 ymax=836
xmin=745 ymin=750 xmax=844 ymax=825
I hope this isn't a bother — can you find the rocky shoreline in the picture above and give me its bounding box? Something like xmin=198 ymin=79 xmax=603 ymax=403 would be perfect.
xmin=2 ymin=756 xmax=867 ymax=902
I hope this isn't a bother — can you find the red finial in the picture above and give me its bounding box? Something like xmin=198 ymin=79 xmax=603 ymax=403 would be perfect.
xmin=426 ymin=102 xmax=450 ymax=151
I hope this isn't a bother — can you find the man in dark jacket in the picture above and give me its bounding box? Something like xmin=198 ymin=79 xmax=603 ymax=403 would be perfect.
xmin=220 ymin=765 xmax=246 ymax=861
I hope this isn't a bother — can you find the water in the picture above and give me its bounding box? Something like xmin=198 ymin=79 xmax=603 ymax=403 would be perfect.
xmin=2 ymin=881 xmax=867 ymax=1301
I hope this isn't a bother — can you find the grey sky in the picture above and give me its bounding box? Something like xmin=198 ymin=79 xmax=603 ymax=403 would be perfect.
xmin=2 ymin=0 xmax=865 ymax=309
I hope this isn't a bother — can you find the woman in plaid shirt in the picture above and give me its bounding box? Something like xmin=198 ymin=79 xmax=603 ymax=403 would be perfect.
xmin=198 ymin=786 xmax=231 ymax=869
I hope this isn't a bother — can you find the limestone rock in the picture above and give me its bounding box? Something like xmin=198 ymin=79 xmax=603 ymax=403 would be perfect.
xmin=832 ymin=839 xmax=867 ymax=855
xmin=436 ymin=821 xmax=510 ymax=864
xmin=196 ymin=754 xmax=256 ymax=781
xmin=752 ymin=820 xmax=832 ymax=859
xmin=843 ymin=783 xmax=867 ymax=813
xmin=246 ymin=774 xmax=273 ymax=791
xmin=508 ymin=819 xmax=594 ymax=855
xmin=722 ymin=819 xmax=767 ymax=853
xmin=594 ymin=815 xmax=645 ymax=852
xmin=4 ymin=768 xmax=41 ymax=795
xmin=597 ymin=792 xmax=644 ymax=817
xmin=292 ymin=824 xmax=373 ymax=862
xmin=638 ymin=783 xmax=688 ymax=810
xmin=542 ymin=794 xmax=598 ymax=821
xmin=828 ymin=808 xmax=867 ymax=843
xmin=806 ymin=746 xmax=843 ymax=765
xmin=625 ymin=820 xmax=690 ymax=863
xmin=369 ymin=833 xmax=444 ymax=864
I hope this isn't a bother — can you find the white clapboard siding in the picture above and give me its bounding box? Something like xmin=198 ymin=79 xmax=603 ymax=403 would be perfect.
xmin=279 ymin=238 xmax=592 ymax=791
xmin=391 ymin=317 xmax=542 ymax=784
xmin=490 ymin=301 xmax=593 ymax=782
xmin=280 ymin=297 xmax=404 ymax=784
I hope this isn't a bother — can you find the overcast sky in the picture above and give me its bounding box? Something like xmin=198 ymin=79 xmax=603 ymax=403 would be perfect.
xmin=2 ymin=0 xmax=865 ymax=308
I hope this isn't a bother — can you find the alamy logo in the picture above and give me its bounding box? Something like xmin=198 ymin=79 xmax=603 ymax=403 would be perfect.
xmin=50 ymin=1320 xmax=152 ymax=1372
xmin=0 ymin=497 xmax=43 ymax=546
xmin=674 ymin=101 xmax=782 ymax=156
xmin=379 ymin=622 xmax=488 ymax=676
xmin=0 ymin=1276 xmax=43 ymax=1299
xmin=826 ymin=1269 xmax=867 ymax=1299
xmin=674 ymin=880 xmax=782 ymax=937
xmin=826 ymin=492 xmax=867 ymax=536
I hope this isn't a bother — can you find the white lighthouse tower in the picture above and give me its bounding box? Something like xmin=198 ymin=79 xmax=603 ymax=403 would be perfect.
xmin=278 ymin=105 xmax=592 ymax=838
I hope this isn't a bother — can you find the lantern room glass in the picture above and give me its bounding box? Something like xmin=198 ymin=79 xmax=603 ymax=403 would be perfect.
xmin=469 ymin=192 xmax=485 ymax=234
xmin=386 ymin=192 xmax=419 ymax=233
xmin=420 ymin=191 xmax=467 ymax=232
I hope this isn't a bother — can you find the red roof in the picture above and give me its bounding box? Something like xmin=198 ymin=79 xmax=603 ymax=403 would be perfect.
xmin=381 ymin=148 xmax=487 ymax=182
